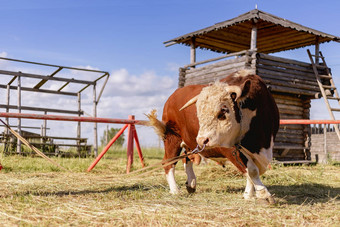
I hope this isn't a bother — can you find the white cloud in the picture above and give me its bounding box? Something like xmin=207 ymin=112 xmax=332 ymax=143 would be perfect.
xmin=0 ymin=52 xmax=8 ymax=58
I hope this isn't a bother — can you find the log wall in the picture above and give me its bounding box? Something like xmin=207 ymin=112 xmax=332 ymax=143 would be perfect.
xmin=179 ymin=51 xmax=255 ymax=87
xmin=256 ymin=53 xmax=322 ymax=97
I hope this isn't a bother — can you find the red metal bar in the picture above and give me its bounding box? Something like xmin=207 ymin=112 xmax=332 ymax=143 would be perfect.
xmin=133 ymin=125 xmax=145 ymax=168
xmin=87 ymin=124 xmax=128 ymax=172
xmin=126 ymin=115 xmax=135 ymax=173
xmin=280 ymin=119 xmax=340 ymax=125
xmin=0 ymin=112 xmax=147 ymax=125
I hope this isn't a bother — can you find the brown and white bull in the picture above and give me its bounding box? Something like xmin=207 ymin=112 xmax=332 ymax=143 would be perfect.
xmin=147 ymin=69 xmax=279 ymax=203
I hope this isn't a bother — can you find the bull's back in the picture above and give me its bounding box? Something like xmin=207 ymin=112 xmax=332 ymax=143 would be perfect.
xmin=162 ymin=85 xmax=205 ymax=149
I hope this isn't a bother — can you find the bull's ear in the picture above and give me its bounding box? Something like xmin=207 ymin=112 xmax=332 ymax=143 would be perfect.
xmin=226 ymin=79 xmax=251 ymax=102
xmin=240 ymin=79 xmax=251 ymax=98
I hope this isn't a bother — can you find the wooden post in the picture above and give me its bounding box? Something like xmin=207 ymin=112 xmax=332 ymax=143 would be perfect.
xmin=250 ymin=20 xmax=258 ymax=50
xmin=77 ymin=92 xmax=81 ymax=153
xmin=315 ymin=37 xmax=320 ymax=64
xmin=133 ymin=127 xmax=145 ymax=168
xmin=178 ymin=67 xmax=186 ymax=88
xmin=190 ymin=37 xmax=196 ymax=68
xmin=106 ymin=124 xmax=109 ymax=144
xmin=5 ymin=85 xmax=10 ymax=136
xmin=17 ymin=73 xmax=21 ymax=154
xmin=126 ymin=115 xmax=135 ymax=173
xmin=93 ymin=84 xmax=98 ymax=156
xmin=323 ymin=123 xmax=328 ymax=163
xmin=43 ymin=111 xmax=47 ymax=137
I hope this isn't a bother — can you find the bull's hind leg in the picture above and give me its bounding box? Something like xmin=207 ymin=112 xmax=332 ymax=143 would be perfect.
xmin=164 ymin=136 xmax=182 ymax=194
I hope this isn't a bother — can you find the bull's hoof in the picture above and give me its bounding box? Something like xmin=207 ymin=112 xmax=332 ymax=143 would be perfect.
xmin=266 ymin=196 xmax=276 ymax=204
xmin=243 ymin=192 xmax=255 ymax=200
xmin=185 ymin=179 xmax=196 ymax=193
xmin=256 ymin=196 xmax=276 ymax=205
xmin=186 ymin=186 xmax=196 ymax=193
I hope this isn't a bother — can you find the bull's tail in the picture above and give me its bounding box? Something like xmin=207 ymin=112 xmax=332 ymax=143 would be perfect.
xmin=145 ymin=109 xmax=166 ymax=140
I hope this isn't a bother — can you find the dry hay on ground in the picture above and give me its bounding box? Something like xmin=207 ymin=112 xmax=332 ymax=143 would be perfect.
xmin=0 ymin=153 xmax=339 ymax=226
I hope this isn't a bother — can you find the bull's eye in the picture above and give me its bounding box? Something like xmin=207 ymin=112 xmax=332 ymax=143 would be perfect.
xmin=217 ymin=105 xmax=229 ymax=120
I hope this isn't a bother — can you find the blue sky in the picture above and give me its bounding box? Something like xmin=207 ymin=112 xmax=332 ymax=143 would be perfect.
xmin=0 ymin=0 xmax=340 ymax=147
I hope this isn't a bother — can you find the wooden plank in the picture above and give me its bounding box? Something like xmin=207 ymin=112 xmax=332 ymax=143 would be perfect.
xmin=184 ymin=50 xmax=249 ymax=68
xmin=275 ymin=136 xmax=304 ymax=144
xmin=185 ymin=56 xmax=247 ymax=76
xmin=185 ymin=67 xmax=245 ymax=85
xmin=272 ymin=93 xmax=302 ymax=102
xmin=257 ymin=65 xmax=317 ymax=83
xmin=277 ymin=103 xmax=304 ymax=112
xmin=0 ymin=104 xmax=83 ymax=115
xmin=0 ymin=84 xmax=78 ymax=96
xmin=23 ymin=135 xmax=87 ymax=141
xmin=0 ymin=70 xmax=95 ymax=85
xmin=257 ymin=58 xmax=315 ymax=75
xmin=258 ymin=53 xmax=313 ymax=68
xmin=269 ymin=84 xmax=317 ymax=96
xmin=279 ymin=124 xmax=304 ymax=129
xmin=274 ymin=98 xmax=303 ymax=107
xmin=30 ymin=142 xmax=90 ymax=147
xmin=186 ymin=66 xmax=245 ymax=84
xmin=34 ymin=67 xmax=63 ymax=89
xmin=273 ymin=160 xmax=314 ymax=164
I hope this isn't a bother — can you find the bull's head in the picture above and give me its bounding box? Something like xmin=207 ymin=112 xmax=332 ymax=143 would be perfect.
xmin=181 ymin=79 xmax=253 ymax=148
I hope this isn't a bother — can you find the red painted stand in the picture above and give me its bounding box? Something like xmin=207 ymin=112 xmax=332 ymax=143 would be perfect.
xmin=87 ymin=115 xmax=145 ymax=173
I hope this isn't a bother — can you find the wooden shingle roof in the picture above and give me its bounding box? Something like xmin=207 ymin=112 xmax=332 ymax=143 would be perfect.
xmin=164 ymin=9 xmax=340 ymax=54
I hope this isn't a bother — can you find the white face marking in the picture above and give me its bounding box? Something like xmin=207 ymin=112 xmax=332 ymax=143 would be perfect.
xmin=195 ymin=82 xmax=241 ymax=148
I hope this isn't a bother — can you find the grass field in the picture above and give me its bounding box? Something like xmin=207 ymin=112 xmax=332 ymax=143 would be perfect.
xmin=0 ymin=147 xmax=339 ymax=226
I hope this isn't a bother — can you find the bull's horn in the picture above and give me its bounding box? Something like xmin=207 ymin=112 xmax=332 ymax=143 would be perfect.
xmin=179 ymin=95 xmax=199 ymax=111
xmin=225 ymin=86 xmax=242 ymax=101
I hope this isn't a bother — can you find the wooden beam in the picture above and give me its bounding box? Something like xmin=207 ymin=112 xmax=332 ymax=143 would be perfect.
xmin=315 ymin=37 xmax=320 ymax=64
xmin=0 ymin=56 xmax=108 ymax=74
xmin=93 ymin=84 xmax=98 ymax=156
xmin=250 ymin=20 xmax=258 ymax=50
xmin=58 ymin=81 xmax=70 ymax=91
xmin=34 ymin=67 xmax=63 ymax=89
xmin=0 ymin=104 xmax=83 ymax=115
xmin=0 ymin=70 xmax=95 ymax=85
xmin=17 ymin=75 xmax=22 ymax=154
xmin=0 ymin=84 xmax=78 ymax=96
xmin=190 ymin=37 xmax=196 ymax=67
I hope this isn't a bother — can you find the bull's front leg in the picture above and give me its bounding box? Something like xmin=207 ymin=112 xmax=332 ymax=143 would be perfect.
xmin=243 ymin=176 xmax=255 ymax=200
xmin=246 ymin=159 xmax=275 ymax=204
xmin=165 ymin=164 xmax=179 ymax=194
xmin=184 ymin=159 xmax=196 ymax=193
xmin=164 ymin=138 xmax=183 ymax=194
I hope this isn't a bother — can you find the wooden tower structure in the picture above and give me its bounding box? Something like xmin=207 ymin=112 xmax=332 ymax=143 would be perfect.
xmin=164 ymin=9 xmax=340 ymax=162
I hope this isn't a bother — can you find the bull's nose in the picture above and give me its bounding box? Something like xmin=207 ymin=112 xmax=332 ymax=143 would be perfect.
xmin=197 ymin=137 xmax=209 ymax=147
